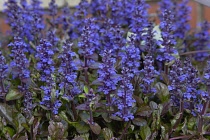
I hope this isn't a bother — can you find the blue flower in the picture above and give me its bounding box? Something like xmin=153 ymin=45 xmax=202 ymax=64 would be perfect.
xmin=109 ymin=0 xmax=134 ymax=25
xmin=204 ymin=61 xmax=210 ymax=87
xmin=192 ymin=21 xmax=210 ymax=61
xmin=8 ymin=37 xmax=30 ymax=82
xmin=130 ymin=0 xmax=149 ymax=51
xmin=78 ymin=18 xmax=100 ymax=58
xmin=98 ymin=50 xmax=120 ymax=103
xmin=0 ymin=51 xmax=8 ymax=93
xmin=70 ymin=0 xmax=90 ymax=39
xmin=120 ymin=35 xmax=141 ymax=78
xmin=174 ymin=0 xmax=191 ymax=39
xmin=35 ymin=39 xmax=55 ymax=84
xmin=58 ymin=41 xmax=80 ymax=100
xmin=141 ymin=55 xmax=159 ymax=94
xmin=157 ymin=10 xmax=177 ymax=62
xmin=114 ymin=78 xmax=135 ymax=121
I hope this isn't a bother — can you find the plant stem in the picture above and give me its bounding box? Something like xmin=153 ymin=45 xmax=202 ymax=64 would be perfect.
xmin=84 ymin=57 xmax=93 ymax=125
xmin=169 ymin=97 xmax=184 ymax=135
xmin=198 ymin=87 xmax=210 ymax=134
xmin=180 ymin=50 xmax=210 ymax=56
xmin=169 ymin=135 xmax=194 ymax=140
xmin=71 ymin=101 xmax=78 ymax=121
xmin=30 ymin=125 xmax=33 ymax=140
xmin=118 ymin=121 xmax=131 ymax=140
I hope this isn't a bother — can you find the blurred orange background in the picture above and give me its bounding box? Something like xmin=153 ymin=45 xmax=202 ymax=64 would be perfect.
xmin=0 ymin=0 xmax=210 ymax=35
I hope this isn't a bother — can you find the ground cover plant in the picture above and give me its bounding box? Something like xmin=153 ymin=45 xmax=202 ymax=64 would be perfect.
xmin=0 ymin=0 xmax=210 ymax=139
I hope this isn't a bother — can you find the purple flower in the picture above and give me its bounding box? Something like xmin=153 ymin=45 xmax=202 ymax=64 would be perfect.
xmin=78 ymin=18 xmax=100 ymax=58
xmin=159 ymin=0 xmax=176 ymax=20
xmin=174 ymin=0 xmax=191 ymax=39
xmin=157 ymin=10 xmax=177 ymax=62
xmin=35 ymin=39 xmax=55 ymax=84
xmin=130 ymin=0 xmax=149 ymax=51
xmin=57 ymin=5 xmax=71 ymax=32
xmin=23 ymin=90 xmax=33 ymax=118
xmin=204 ymin=61 xmax=210 ymax=87
xmin=109 ymin=0 xmax=134 ymax=25
xmin=90 ymin=0 xmax=108 ymax=19
xmin=120 ymin=35 xmax=141 ymax=78
xmin=98 ymin=50 xmax=121 ymax=106
xmin=114 ymin=76 xmax=135 ymax=121
xmin=144 ymin=22 xmax=157 ymax=54
xmin=100 ymin=19 xmax=126 ymax=56
xmin=9 ymin=37 xmax=30 ymax=82
xmin=58 ymin=42 xmax=80 ymax=100
xmin=141 ymin=55 xmax=159 ymax=94
xmin=0 ymin=51 xmax=8 ymax=93
xmin=70 ymin=0 xmax=90 ymax=39
xmin=4 ymin=0 xmax=23 ymax=37
xmin=30 ymin=0 xmax=45 ymax=40
xmin=48 ymin=0 xmax=58 ymax=26
xmin=4 ymin=0 xmax=45 ymax=41
xmin=192 ymin=21 xmax=210 ymax=61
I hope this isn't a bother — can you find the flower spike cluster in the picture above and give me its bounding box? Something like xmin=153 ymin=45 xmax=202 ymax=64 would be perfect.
xmin=8 ymin=37 xmax=33 ymax=117
xmin=157 ymin=9 xmax=177 ymax=62
xmin=0 ymin=51 xmax=8 ymax=93
xmin=9 ymin=37 xmax=30 ymax=82
xmin=36 ymin=39 xmax=60 ymax=114
xmin=114 ymin=72 xmax=135 ymax=121
xmin=130 ymin=0 xmax=149 ymax=51
xmin=192 ymin=21 xmax=210 ymax=61
xmin=78 ymin=18 xmax=100 ymax=58
xmin=70 ymin=0 xmax=90 ymax=39
xmin=174 ymin=0 xmax=191 ymax=39
xmin=141 ymin=55 xmax=159 ymax=94
xmin=98 ymin=49 xmax=121 ymax=106
xmin=58 ymin=42 xmax=80 ymax=100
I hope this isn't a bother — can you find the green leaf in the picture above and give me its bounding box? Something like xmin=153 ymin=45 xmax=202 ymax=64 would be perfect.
xmin=21 ymin=123 xmax=30 ymax=132
xmin=171 ymin=112 xmax=182 ymax=127
xmin=136 ymin=106 xmax=152 ymax=117
xmin=3 ymin=126 xmax=15 ymax=137
xmin=91 ymin=79 xmax=103 ymax=86
xmin=161 ymin=125 xmax=169 ymax=140
xmin=6 ymin=89 xmax=23 ymax=101
xmin=140 ymin=125 xmax=151 ymax=140
xmin=74 ymin=122 xmax=90 ymax=134
xmin=102 ymin=113 xmax=112 ymax=123
xmin=0 ymin=103 xmax=16 ymax=127
xmin=102 ymin=128 xmax=114 ymax=140
xmin=14 ymin=113 xmax=26 ymax=133
xmin=79 ymin=112 xmax=90 ymax=123
xmin=83 ymin=86 xmax=89 ymax=94
xmin=89 ymin=123 xmax=101 ymax=135
xmin=89 ymin=62 xmax=100 ymax=69
xmin=149 ymin=101 xmax=158 ymax=110
xmin=76 ymin=104 xmax=89 ymax=111
xmin=59 ymin=111 xmax=72 ymax=124
xmin=132 ymin=118 xmax=147 ymax=126
xmin=133 ymin=95 xmax=144 ymax=106
xmin=78 ymin=94 xmax=86 ymax=98
xmin=187 ymin=117 xmax=196 ymax=130
xmin=110 ymin=116 xmax=123 ymax=121
xmin=155 ymin=82 xmax=170 ymax=103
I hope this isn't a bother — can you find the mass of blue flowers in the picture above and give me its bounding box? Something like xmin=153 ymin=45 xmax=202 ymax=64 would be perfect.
xmin=0 ymin=0 xmax=210 ymax=139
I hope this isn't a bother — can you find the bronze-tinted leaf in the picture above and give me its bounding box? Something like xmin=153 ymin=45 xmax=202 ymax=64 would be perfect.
xmin=89 ymin=123 xmax=101 ymax=135
xmin=132 ymin=118 xmax=147 ymax=126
